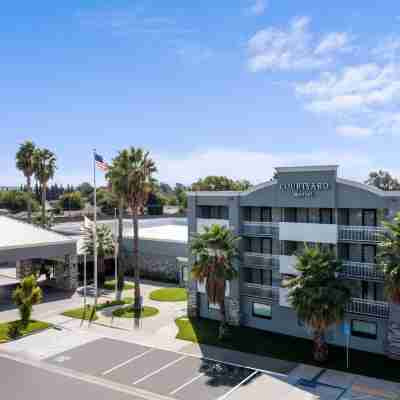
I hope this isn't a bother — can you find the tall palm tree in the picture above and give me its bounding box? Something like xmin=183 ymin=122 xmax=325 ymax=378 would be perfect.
xmin=285 ymin=245 xmax=351 ymax=362
xmin=33 ymin=148 xmax=57 ymax=227
xmin=106 ymin=152 xmax=130 ymax=301
xmin=110 ymin=148 xmax=156 ymax=319
xmin=190 ymin=224 xmax=239 ymax=339
xmin=16 ymin=141 xmax=36 ymax=223
xmin=378 ymin=213 xmax=400 ymax=359
xmin=82 ymin=223 xmax=115 ymax=289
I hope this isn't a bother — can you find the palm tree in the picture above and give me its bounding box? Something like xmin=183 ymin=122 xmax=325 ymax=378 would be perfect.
xmin=378 ymin=213 xmax=400 ymax=359
xmin=285 ymin=245 xmax=351 ymax=362
xmin=82 ymin=223 xmax=115 ymax=289
xmin=107 ymin=148 xmax=156 ymax=318
xmin=190 ymin=224 xmax=239 ymax=339
xmin=106 ymin=152 xmax=130 ymax=301
xmin=33 ymin=148 xmax=57 ymax=227
xmin=16 ymin=141 xmax=36 ymax=223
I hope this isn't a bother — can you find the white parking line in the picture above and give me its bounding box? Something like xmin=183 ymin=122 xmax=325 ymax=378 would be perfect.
xmin=132 ymin=355 xmax=187 ymax=385
xmin=169 ymin=373 xmax=205 ymax=395
xmin=217 ymin=370 xmax=260 ymax=400
xmin=101 ymin=349 xmax=155 ymax=376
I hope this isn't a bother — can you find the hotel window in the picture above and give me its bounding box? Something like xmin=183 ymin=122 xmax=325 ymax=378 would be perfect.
xmin=252 ymin=303 xmax=272 ymax=319
xmin=261 ymin=238 xmax=272 ymax=254
xmin=244 ymin=207 xmax=252 ymax=221
xmin=338 ymin=209 xmax=350 ymax=225
xmin=362 ymin=209 xmax=377 ymax=227
xmin=320 ymin=208 xmax=333 ymax=224
xmin=362 ymin=245 xmax=376 ymax=264
xmin=338 ymin=243 xmax=350 ymax=260
xmin=351 ymin=320 xmax=377 ymax=339
xmin=284 ymin=208 xmax=297 ymax=223
xmin=261 ymin=207 xmax=272 ymax=222
xmin=243 ymin=268 xmax=272 ymax=286
xmin=284 ymin=241 xmax=298 ymax=256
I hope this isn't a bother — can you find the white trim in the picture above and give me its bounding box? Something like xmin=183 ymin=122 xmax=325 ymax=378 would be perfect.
xmin=187 ymin=191 xmax=240 ymax=197
xmin=217 ymin=370 xmax=259 ymax=400
xmin=101 ymin=349 xmax=155 ymax=376
xmin=0 ymin=239 xmax=76 ymax=252
xmin=132 ymin=355 xmax=186 ymax=385
xmin=275 ymin=165 xmax=338 ymax=173
xmin=169 ymin=373 xmax=205 ymax=395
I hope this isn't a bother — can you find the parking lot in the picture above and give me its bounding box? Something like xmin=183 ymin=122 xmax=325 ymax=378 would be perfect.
xmin=46 ymin=337 xmax=263 ymax=400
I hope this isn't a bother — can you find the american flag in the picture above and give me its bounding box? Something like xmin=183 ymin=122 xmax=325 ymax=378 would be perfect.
xmin=94 ymin=153 xmax=109 ymax=171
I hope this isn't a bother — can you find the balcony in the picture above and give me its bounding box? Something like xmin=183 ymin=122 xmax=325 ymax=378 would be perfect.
xmin=279 ymin=222 xmax=338 ymax=244
xmin=346 ymin=298 xmax=389 ymax=319
xmin=241 ymin=282 xmax=279 ymax=302
xmin=341 ymin=261 xmax=385 ymax=282
xmin=338 ymin=225 xmax=385 ymax=243
xmin=243 ymin=252 xmax=279 ymax=269
xmin=242 ymin=222 xmax=279 ymax=237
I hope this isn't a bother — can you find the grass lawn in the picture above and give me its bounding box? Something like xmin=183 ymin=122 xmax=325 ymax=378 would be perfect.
xmin=149 ymin=288 xmax=187 ymax=302
xmin=62 ymin=298 xmax=133 ymax=321
xmin=0 ymin=320 xmax=52 ymax=343
xmin=112 ymin=305 xmax=159 ymax=319
xmin=103 ymin=280 xmax=135 ymax=291
xmin=175 ymin=317 xmax=400 ymax=383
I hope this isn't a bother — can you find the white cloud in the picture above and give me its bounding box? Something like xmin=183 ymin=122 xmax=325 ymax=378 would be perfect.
xmin=315 ymin=32 xmax=353 ymax=55
xmin=246 ymin=0 xmax=267 ymax=16
xmin=247 ymin=17 xmax=351 ymax=72
xmin=336 ymin=125 xmax=374 ymax=138
xmin=296 ymin=63 xmax=400 ymax=113
xmin=373 ymin=36 xmax=400 ymax=61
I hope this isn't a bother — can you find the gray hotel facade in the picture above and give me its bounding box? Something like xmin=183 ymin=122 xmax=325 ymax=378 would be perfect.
xmin=187 ymin=165 xmax=400 ymax=356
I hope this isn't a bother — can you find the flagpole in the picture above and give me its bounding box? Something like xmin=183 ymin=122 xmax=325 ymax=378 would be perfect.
xmin=83 ymin=253 xmax=87 ymax=310
xmin=93 ymin=149 xmax=98 ymax=309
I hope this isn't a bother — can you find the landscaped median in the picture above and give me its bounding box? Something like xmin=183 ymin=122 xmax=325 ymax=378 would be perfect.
xmin=175 ymin=317 xmax=400 ymax=383
xmin=62 ymin=298 xmax=133 ymax=321
xmin=0 ymin=320 xmax=52 ymax=343
xmin=112 ymin=306 xmax=159 ymax=319
xmin=149 ymin=287 xmax=187 ymax=302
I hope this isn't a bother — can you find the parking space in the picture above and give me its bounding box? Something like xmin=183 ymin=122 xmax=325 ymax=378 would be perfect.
xmin=46 ymin=337 xmax=260 ymax=400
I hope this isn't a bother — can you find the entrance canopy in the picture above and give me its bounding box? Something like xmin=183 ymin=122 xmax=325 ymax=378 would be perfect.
xmin=0 ymin=216 xmax=77 ymax=264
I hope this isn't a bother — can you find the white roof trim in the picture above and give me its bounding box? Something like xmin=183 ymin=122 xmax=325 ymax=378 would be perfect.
xmin=276 ymin=165 xmax=338 ymax=173
xmin=1 ymin=239 xmax=77 ymax=252
xmin=337 ymin=178 xmax=400 ymax=197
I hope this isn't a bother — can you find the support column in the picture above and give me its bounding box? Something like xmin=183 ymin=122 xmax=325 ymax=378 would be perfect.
xmin=187 ymin=281 xmax=198 ymax=318
xmin=387 ymin=303 xmax=400 ymax=360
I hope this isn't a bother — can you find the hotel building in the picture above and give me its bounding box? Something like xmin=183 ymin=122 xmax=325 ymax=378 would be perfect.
xmin=187 ymin=165 xmax=400 ymax=357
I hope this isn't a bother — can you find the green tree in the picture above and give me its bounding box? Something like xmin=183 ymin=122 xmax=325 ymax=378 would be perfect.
xmin=82 ymin=223 xmax=115 ymax=289
xmin=16 ymin=140 xmax=36 ymax=222
xmin=58 ymin=191 xmax=84 ymax=211
xmin=106 ymin=151 xmax=130 ymax=301
xmin=285 ymin=246 xmax=351 ymax=362
xmin=190 ymin=224 xmax=239 ymax=339
xmin=378 ymin=212 xmax=400 ymax=359
xmin=0 ymin=190 xmax=39 ymax=214
xmin=191 ymin=176 xmax=252 ymax=191
xmin=365 ymin=170 xmax=400 ymax=191
xmin=12 ymin=275 xmax=42 ymax=328
xmin=33 ymin=148 xmax=57 ymax=227
xmin=111 ymin=148 xmax=156 ymax=318
xmin=76 ymin=182 xmax=94 ymax=198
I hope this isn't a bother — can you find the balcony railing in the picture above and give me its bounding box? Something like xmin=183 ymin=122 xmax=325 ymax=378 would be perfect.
xmin=346 ymin=298 xmax=389 ymax=319
xmin=243 ymin=252 xmax=279 ymax=269
xmin=242 ymin=221 xmax=279 ymax=237
xmin=338 ymin=225 xmax=385 ymax=243
xmin=241 ymin=282 xmax=279 ymax=302
xmin=341 ymin=261 xmax=385 ymax=282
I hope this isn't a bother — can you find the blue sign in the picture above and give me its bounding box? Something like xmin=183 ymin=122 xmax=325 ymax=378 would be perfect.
xmin=343 ymin=322 xmax=351 ymax=337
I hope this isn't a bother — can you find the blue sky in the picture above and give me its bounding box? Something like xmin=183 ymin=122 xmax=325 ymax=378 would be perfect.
xmin=2 ymin=0 xmax=400 ymax=186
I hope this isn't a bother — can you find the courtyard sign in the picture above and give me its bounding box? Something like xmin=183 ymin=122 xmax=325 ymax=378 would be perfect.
xmin=280 ymin=182 xmax=330 ymax=198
